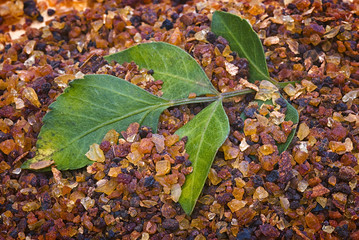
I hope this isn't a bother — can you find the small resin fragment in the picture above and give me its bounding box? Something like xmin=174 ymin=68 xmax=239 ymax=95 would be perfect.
xmin=123 ymin=122 xmax=139 ymax=142
xmin=301 ymin=80 xmax=317 ymax=92
xmin=227 ymin=199 xmax=246 ymax=212
xmin=225 ymin=61 xmax=239 ymax=76
xmin=152 ymin=134 xmax=165 ymax=153
xmin=22 ymin=201 xmax=41 ymax=212
xmin=297 ymin=122 xmax=310 ymax=140
xmin=108 ymin=167 xmax=122 ymax=177
xmin=342 ymin=90 xmax=359 ymax=102
xmin=188 ymin=92 xmax=196 ymax=99
xmin=305 ymin=212 xmax=321 ymax=231
xmin=239 ymin=138 xmax=250 ymax=151
xmin=255 ymin=80 xmax=279 ymax=102
xmin=102 ymin=129 xmax=120 ymax=145
xmin=80 ymin=197 xmax=95 ymax=210
xmin=208 ymin=168 xmax=222 ymax=185
xmin=155 ymin=159 xmax=171 ymax=176
xmin=86 ymin=143 xmax=105 ymax=162
xmin=253 ymin=186 xmax=269 ymax=201
xmin=170 ymin=183 xmax=181 ymax=202
xmin=239 ymin=78 xmax=259 ymax=91
xmin=311 ymin=184 xmax=330 ymax=198
xmin=23 ymin=87 xmax=41 ymax=107
xmin=263 ymin=36 xmax=280 ymax=46
xmin=269 ymin=111 xmax=285 ymax=125
xmin=222 ymin=145 xmax=239 ymax=160
xmin=258 ymin=144 xmax=275 ymax=156
xmin=0 ymin=139 xmax=16 ymax=155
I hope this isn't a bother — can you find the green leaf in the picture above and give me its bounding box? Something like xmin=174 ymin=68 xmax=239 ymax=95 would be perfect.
xmin=176 ymin=100 xmax=230 ymax=215
xmin=278 ymin=98 xmax=299 ymax=152
xmin=22 ymin=75 xmax=171 ymax=170
xmin=211 ymin=11 xmax=270 ymax=83
xmin=105 ymin=42 xmax=219 ymax=100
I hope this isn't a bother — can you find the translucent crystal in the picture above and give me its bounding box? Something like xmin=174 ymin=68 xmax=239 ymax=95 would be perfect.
xmin=258 ymin=144 xmax=275 ymax=156
xmin=322 ymin=225 xmax=335 ymax=234
xmin=102 ymin=129 xmax=119 ymax=145
xmin=208 ymin=168 xmax=222 ymax=185
xmin=86 ymin=143 xmax=105 ymax=162
xmin=233 ymin=187 xmax=244 ymax=200
xmin=108 ymin=167 xmax=122 ymax=177
xmin=152 ymin=134 xmax=165 ymax=153
xmin=270 ymin=111 xmax=285 ymax=125
xmin=14 ymin=97 xmax=25 ymax=109
xmin=0 ymin=139 xmax=15 ymax=155
xmin=227 ymin=199 xmax=246 ymax=212
xmin=297 ymin=180 xmax=309 ymax=192
xmin=54 ymin=74 xmax=76 ymax=88
xmin=138 ymin=138 xmax=154 ymax=154
xmin=283 ymin=84 xmax=297 ymax=97
xmin=141 ymin=232 xmax=150 ymax=240
xmin=342 ymin=90 xmax=359 ymax=102
xmin=294 ymin=150 xmax=308 ymax=164
xmin=134 ymin=33 xmax=142 ymax=43
xmin=310 ymin=33 xmax=321 ymax=46
xmin=253 ymin=186 xmax=269 ymax=201
xmin=332 ymin=192 xmax=347 ymax=204
xmin=127 ymin=150 xmax=142 ymax=165
xmin=70 ymin=191 xmax=85 ymax=202
xmin=91 ymin=20 xmax=103 ymax=32
xmin=80 ymin=197 xmax=95 ymax=210
xmin=95 ymin=178 xmax=117 ymax=195
xmin=194 ymin=29 xmax=209 ymax=42
xmin=23 ymin=87 xmax=41 ymax=107
xmin=170 ymin=183 xmax=181 ymax=202
xmin=238 ymin=161 xmax=249 ymax=177
xmin=222 ymin=145 xmax=239 ymax=160
xmin=324 ymin=26 xmax=340 ymax=39
xmin=155 ymin=159 xmax=171 ymax=176
xmin=22 ymin=201 xmax=41 ymax=212
xmin=240 ymin=138 xmax=250 ymax=151
xmin=263 ymin=36 xmax=280 ymax=46
xmin=24 ymin=40 xmax=36 ymax=55
xmin=243 ymin=119 xmax=257 ymax=136
xmin=165 ymin=134 xmax=179 ymax=147
xmin=316 ymin=197 xmax=327 ymax=208
xmin=255 ymin=80 xmax=279 ymax=101
xmin=52 ymin=21 xmax=66 ymax=29
xmin=168 ymin=27 xmax=183 ymax=46
xmin=329 ymin=141 xmax=347 ymax=154
xmin=297 ymin=122 xmax=310 ymax=140
xmin=326 ymin=54 xmax=341 ymax=65
xmin=302 ymin=80 xmax=317 ymax=92
xmin=279 ymin=197 xmax=290 ymax=212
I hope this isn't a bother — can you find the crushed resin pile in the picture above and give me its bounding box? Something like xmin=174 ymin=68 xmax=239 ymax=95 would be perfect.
xmin=0 ymin=0 xmax=359 ymax=239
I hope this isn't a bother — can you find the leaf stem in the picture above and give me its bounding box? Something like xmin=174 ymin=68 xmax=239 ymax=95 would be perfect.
xmin=220 ymin=89 xmax=254 ymax=100
xmin=170 ymin=88 xmax=255 ymax=106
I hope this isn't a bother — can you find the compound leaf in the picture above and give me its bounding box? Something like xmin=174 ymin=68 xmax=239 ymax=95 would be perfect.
xmin=105 ymin=42 xmax=219 ymax=100
xmin=22 ymin=75 xmax=171 ymax=170
xmin=176 ymin=100 xmax=229 ymax=215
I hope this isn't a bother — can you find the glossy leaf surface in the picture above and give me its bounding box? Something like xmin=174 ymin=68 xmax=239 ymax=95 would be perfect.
xmin=176 ymin=100 xmax=229 ymax=214
xmin=22 ymin=75 xmax=171 ymax=170
xmin=211 ymin=11 xmax=270 ymax=83
xmin=105 ymin=42 xmax=219 ymax=100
